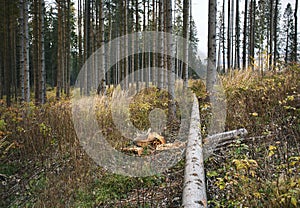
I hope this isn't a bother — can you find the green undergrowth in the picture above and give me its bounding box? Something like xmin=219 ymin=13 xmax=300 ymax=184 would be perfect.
xmin=205 ymin=69 xmax=300 ymax=207
xmin=0 ymin=68 xmax=299 ymax=207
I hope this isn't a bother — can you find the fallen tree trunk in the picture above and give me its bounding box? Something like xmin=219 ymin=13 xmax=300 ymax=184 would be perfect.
xmin=203 ymin=128 xmax=248 ymax=159
xmin=182 ymin=97 xmax=249 ymax=207
xmin=212 ymin=134 xmax=272 ymax=152
xmin=182 ymin=96 xmax=207 ymax=207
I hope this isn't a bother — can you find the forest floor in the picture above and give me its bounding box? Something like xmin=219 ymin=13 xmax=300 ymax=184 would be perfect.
xmin=0 ymin=68 xmax=299 ymax=207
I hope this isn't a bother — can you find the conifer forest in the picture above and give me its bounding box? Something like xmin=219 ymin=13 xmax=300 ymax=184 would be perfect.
xmin=0 ymin=0 xmax=299 ymax=207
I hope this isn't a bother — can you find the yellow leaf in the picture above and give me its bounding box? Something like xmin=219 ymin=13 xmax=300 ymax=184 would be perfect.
xmin=268 ymin=145 xmax=277 ymax=157
xmin=253 ymin=192 xmax=261 ymax=198
xmin=291 ymin=197 xmax=297 ymax=207
xmin=251 ymin=112 xmax=258 ymax=117
xmin=287 ymin=95 xmax=295 ymax=101
xmin=268 ymin=150 xmax=275 ymax=157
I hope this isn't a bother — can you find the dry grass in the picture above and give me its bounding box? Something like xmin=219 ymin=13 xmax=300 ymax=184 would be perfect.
xmin=0 ymin=67 xmax=299 ymax=207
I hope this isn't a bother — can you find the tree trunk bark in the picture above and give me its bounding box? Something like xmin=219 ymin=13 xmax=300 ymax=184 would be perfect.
xmin=222 ymin=0 xmax=225 ymax=73
xmin=182 ymin=0 xmax=189 ymax=88
xmin=249 ymin=0 xmax=256 ymax=70
xmin=66 ymin=0 xmax=71 ymax=97
xmin=182 ymin=96 xmax=207 ymax=207
xmin=124 ymin=0 xmax=128 ymax=90
xmin=206 ymin=0 xmax=217 ymax=94
xmin=19 ymin=0 xmax=25 ymax=102
xmin=235 ymin=0 xmax=240 ymax=70
xmin=294 ymin=0 xmax=298 ymax=62
xmin=166 ymin=0 xmax=176 ymax=123
xmin=157 ymin=0 xmax=163 ymax=89
xmin=269 ymin=0 xmax=274 ymax=70
xmin=4 ymin=0 xmax=12 ymax=106
xmin=56 ymin=0 xmax=63 ymax=99
xmin=85 ymin=0 xmax=91 ymax=95
xmin=39 ymin=0 xmax=46 ymax=103
xmin=273 ymin=0 xmax=279 ymax=69
xmin=242 ymin=0 xmax=248 ymax=70
xmin=227 ymin=0 xmax=231 ymax=71
xmin=135 ymin=0 xmax=140 ymax=91
xmin=203 ymin=128 xmax=248 ymax=159
xmin=24 ymin=0 xmax=30 ymax=102
xmin=152 ymin=0 xmax=156 ymax=86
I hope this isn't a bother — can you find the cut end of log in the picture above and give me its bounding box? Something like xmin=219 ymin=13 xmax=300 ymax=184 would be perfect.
xmin=133 ymin=131 xmax=166 ymax=148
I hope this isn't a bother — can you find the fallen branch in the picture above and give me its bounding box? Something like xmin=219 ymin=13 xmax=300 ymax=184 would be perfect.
xmin=204 ymin=128 xmax=248 ymax=144
xmin=203 ymin=128 xmax=248 ymax=159
xmin=213 ymin=134 xmax=274 ymax=152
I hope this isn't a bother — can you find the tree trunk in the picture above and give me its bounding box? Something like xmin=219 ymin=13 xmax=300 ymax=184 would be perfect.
xmin=294 ymin=0 xmax=298 ymax=62
xmin=285 ymin=15 xmax=290 ymax=64
xmin=124 ymin=0 xmax=128 ymax=90
xmin=24 ymin=0 xmax=30 ymax=102
xmin=269 ymin=0 xmax=274 ymax=70
xmin=235 ymin=0 xmax=240 ymax=70
xmin=4 ymin=0 xmax=12 ymax=106
xmin=142 ymin=0 xmax=147 ymax=88
xmin=107 ymin=1 xmax=112 ymax=86
xmin=182 ymin=96 xmax=207 ymax=207
xmin=242 ymin=0 xmax=248 ymax=70
xmin=135 ymin=0 xmax=140 ymax=91
xmin=273 ymin=0 xmax=279 ymax=68
xmin=12 ymin=23 xmax=17 ymax=102
xmin=166 ymin=0 xmax=176 ymax=123
xmin=249 ymin=0 xmax=256 ymax=70
xmin=85 ymin=0 xmax=91 ymax=95
xmin=222 ymin=0 xmax=225 ymax=73
xmin=33 ymin=0 xmax=39 ymax=104
xmin=203 ymin=128 xmax=248 ymax=159
xmin=152 ymin=0 xmax=156 ymax=86
xmin=39 ymin=0 xmax=46 ymax=103
xmin=56 ymin=0 xmax=63 ymax=99
xmin=230 ymin=0 xmax=234 ymax=69
xmin=227 ymin=0 xmax=231 ymax=71
xmin=207 ymin=0 xmax=217 ymax=94
xmin=66 ymin=0 xmax=71 ymax=97
xmin=182 ymin=0 xmax=189 ymax=88
xmin=78 ymin=0 xmax=83 ymax=95
xmin=19 ymin=0 xmax=25 ymax=101
xmin=157 ymin=0 xmax=163 ymax=89
xmin=98 ymin=0 xmax=105 ymax=90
